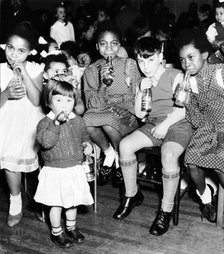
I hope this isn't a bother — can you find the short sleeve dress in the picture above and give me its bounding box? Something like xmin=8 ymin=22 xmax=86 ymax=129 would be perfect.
xmin=0 ymin=62 xmax=44 ymax=172
xmin=83 ymin=56 xmax=141 ymax=136
xmin=184 ymin=63 xmax=224 ymax=172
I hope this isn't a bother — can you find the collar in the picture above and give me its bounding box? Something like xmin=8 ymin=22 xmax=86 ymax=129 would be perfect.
xmin=150 ymin=65 xmax=166 ymax=87
xmin=47 ymin=111 xmax=76 ymax=120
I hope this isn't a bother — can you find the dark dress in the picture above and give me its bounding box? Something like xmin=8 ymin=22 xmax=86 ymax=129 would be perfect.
xmin=83 ymin=56 xmax=141 ymax=136
xmin=184 ymin=63 xmax=224 ymax=172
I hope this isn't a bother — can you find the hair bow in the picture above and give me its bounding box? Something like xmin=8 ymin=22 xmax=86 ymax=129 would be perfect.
xmin=219 ymin=0 xmax=224 ymax=3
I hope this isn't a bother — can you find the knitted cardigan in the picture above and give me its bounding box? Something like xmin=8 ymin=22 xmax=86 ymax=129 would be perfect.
xmin=36 ymin=115 xmax=91 ymax=168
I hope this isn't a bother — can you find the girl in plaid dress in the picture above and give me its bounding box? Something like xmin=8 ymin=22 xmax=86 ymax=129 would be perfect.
xmin=83 ymin=21 xmax=141 ymax=183
xmin=176 ymin=28 xmax=224 ymax=223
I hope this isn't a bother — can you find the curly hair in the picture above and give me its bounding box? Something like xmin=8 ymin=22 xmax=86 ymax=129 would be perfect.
xmin=174 ymin=27 xmax=213 ymax=54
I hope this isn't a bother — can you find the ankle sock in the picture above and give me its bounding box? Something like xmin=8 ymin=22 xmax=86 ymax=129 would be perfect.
xmin=196 ymin=184 xmax=212 ymax=204
xmin=161 ymin=169 xmax=180 ymax=213
xmin=9 ymin=193 xmax=22 ymax=216
xmin=103 ymin=144 xmax=115 ymax=167
xmin=66 ymin=219 xmax=76 ymax=231
xmin=51 ymin=226 xmax=63 ymax=236
xmin=120 ymin=157 xmax=138 ymax=197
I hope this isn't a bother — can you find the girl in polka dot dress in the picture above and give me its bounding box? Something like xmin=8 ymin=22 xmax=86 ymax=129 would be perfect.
xmin=83 ymin=22 xmax=141 ymax=184
xmin=176 ymin=28 xmax=224 ymax=223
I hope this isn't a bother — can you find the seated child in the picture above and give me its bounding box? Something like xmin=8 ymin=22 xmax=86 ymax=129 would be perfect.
xmin=113 ymin=37 xmax=193 ymax=237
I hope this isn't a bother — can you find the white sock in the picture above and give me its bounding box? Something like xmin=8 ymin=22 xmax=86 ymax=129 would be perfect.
xmin=9 ymin=193 xmax=22 ymax=216
xmin=196 ymin=185 xmax=212 ymax=204
xmin=115 ymin=151 xmax=119 ymax=168
xmin=103 ymin=144 xmax=115 ymax=167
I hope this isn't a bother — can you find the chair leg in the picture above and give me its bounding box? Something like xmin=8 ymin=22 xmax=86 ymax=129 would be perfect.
xmin=92 ymin=144 xmax=98 ymax=213
xmin=216 ymin=183 xmax=224 ymax=227
xmin=173 ymin=178 xmax=181 ymax=226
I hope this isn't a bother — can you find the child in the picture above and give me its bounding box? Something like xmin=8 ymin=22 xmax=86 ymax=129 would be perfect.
xmin=0 ymin=22 xmax=44 ymax=227
xmin=60 ymin=41 xmax=86 ymax=90
xmin=206 ymin=1 xmax=224 ymax=62
xmin=83 ymin=21 xmax=141 ymax=184
xmin=43 ymin=53 xmax=85 ymax=115
xmin=34 ymin=79 xmax=94 ymax=248
xmin=50 ymin=3 xmax=75 ymax=47
xmin=113 ymin=37 xmax=193 ymax=236
xmin=175 ymin=28 xmax=224 ymax=223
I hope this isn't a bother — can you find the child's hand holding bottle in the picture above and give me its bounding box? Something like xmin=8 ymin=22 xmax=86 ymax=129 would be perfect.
xmin=54 ymin=111 xmax=69 ymax=125
xmin=82 ymin=142 xmax=92 ymax=156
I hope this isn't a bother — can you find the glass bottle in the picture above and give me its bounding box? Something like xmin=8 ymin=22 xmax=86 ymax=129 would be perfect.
xmin=175 ymin=72 xmax=191 ymax=107
xmin=102 ymin=56 xmax=114 ymax=86
xmin=141 ymin=88 xmax=152 ymax=112
xmin=83 ymin=154 xmax=95 ymax=182
xmin=13 ymin=68 xmax=23 ymax=86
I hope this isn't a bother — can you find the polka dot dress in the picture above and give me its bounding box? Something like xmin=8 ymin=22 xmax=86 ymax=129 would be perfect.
xmin=185 ymin=63 xmax=224 ymax=172
xmin=83 ymin=57 xmax=141 ymax=136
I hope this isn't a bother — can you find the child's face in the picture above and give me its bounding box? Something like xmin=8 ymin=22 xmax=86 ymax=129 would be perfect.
xmin=48 ymin=42 xmax=58 ymax=53
xmin=45 ymin=62 xmax=68 ymax=79
xmin=137 ymin=52 xmax=162 ymax=78
xmin=97 ymin=11 xmax=108 ymax=23
xmin=216 ymin=7 xmax=224 ymax=23
xmin=56 ymin=7 xmax=66 ymax=22
xmin=96 ymin=31 xmax=120 ymax=59
xmin=5 ymin=35 xmax=30 ymax=67
xmin=179 ymin=43 xmax=208 ymax=76
xmin=77 ymin=53 xmax=91 ymax=68
xmin=51 ymin=94 xmax=75 ymax=115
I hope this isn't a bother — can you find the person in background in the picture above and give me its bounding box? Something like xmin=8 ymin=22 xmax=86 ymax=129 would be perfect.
xmin=113 ymin=37 xmax=193 ymax=237
xmin=0 ymin=21 xmax=44 ymax=227
xmin=34 ymin=79 xmax=93 ymax=248
xmin=50 ymin=2 xmax=75 ymax=48
xmin=206 ymin=1 xmax=224 ymax=63
xmin=83 ymin=21 xmax=141 ymax=184
xmin=175 ymin=27 xmax=224 ymax=223
xmin=43 ymin=53 xmax=85 ymax=116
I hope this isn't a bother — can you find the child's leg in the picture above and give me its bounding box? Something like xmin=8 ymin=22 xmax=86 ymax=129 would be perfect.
xmin=150 ymin=141 xmax=184 ymax=236
xmin=65 ymin=207 xmax=85 ymax=243
xmin=113 ymin=130 xmax=153 ymax=220
xmin=103 ymin=125 xmax=123 ymax=183
xmin=189 ymin=165 xmax=216 ymax=223
xmin=87 ymin=126 xmax=115 ymax=167
xmin=49 ymin=206 xmax=63 ymax=235
xmin=4 ymin=170 xmax=22 ymax=227
xmin=49 ymin=206 xmax=73 ymax=248
xmin=160 ymin=142 xmax=184 ymax=212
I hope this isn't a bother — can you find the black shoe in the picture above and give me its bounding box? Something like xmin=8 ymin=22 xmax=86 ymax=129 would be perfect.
xmin=66 ymin=228 xmax=85 ymax=243
xmin=98 ymin=165 xmax=113 ymax=183
xmin=114 ymin=167 xmax=124 ymax=185
xmin=149 ymin=209 xmax=172 ymax=236
xmin=113 ymin=189 xmax=144 ymax=220
xmin=199 ymin=184 xmax=217 ymax=223
xmin=50 ymin=232 xmax=73 ymax=248
xmin=200 ymin=203 xmax=216 ymax=223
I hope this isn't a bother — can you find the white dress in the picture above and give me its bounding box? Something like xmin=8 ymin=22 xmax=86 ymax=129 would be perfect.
xmin=0 ymin=62 xmax=44 ymax=172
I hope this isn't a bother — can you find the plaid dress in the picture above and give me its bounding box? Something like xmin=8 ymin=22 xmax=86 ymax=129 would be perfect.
xmin=184 ymin=63 xmax=224 ymax=172
xmin=83 ymin=56 xmax=141 ymax=136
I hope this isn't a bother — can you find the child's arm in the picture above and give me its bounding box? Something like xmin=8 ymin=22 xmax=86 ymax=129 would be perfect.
xmin=36 ymin=118 xmax=60 ymax=149
xmin=151 ymin=107 xmax=185 ymax=140
xmin=83 ymin=66 xmax=108 ymax=110
xmin=13 ymin=62 xmax=42 ymax=106
xmin=0 ymin=81 xmax=26 ymax=108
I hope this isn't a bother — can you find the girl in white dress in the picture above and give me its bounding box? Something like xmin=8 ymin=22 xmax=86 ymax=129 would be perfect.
xmin=50 ymin=3 xmax=75 ymax=47
xmin=0 ymin=22 xmax=44 ymax=227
